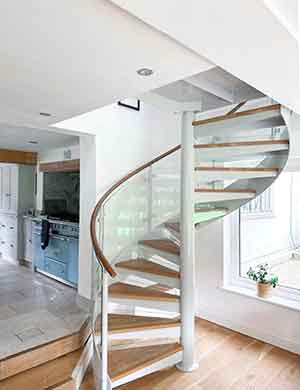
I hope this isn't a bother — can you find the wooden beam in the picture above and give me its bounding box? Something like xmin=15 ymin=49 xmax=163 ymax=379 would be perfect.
xmin=39 ymin=159 xmax=80 ymax=173
xmin=0 ymin=149 xmax=37 ymax=165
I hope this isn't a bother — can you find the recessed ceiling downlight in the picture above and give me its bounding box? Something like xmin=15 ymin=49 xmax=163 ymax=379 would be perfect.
xmin=137 ymin=68 xmax=154 ymax=76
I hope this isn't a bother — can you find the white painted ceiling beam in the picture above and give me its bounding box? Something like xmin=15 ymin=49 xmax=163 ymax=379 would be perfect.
xmin=185 ymin=74 xmax=235 ymax=103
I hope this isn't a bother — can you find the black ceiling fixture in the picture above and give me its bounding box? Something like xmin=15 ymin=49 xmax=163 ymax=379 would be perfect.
xmin=118 ymin=99 xmax=140 ymax=111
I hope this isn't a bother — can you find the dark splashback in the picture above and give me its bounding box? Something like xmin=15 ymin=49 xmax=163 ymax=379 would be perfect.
xmin=43 ymin=172 xmax=80 ymax=220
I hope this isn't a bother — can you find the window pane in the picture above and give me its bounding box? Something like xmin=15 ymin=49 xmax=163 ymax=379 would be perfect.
xmin=240 ymin=171 xmax=300 ymax=290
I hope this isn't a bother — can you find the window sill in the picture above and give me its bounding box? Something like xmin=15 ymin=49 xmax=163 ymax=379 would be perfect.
xmin=220 ymin=284 xmax=300 ymax=313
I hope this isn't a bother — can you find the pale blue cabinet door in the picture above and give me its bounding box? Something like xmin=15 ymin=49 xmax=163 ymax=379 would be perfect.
xmin=67 ymin=237 xmax=78 ymax=285
xmin=32 ymin=233 xmax=44 ymax=270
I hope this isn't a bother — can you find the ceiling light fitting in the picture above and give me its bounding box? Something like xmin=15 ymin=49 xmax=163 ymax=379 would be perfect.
xmin=137 ymin=68 xmax=154 ymax=77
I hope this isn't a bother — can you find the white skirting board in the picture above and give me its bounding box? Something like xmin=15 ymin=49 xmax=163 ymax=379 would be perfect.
xmin=196 ymin=306 xmax=300 ymax=355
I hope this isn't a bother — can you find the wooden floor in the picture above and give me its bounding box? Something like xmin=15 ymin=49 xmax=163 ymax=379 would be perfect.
xmin=81 ymin=317 xmax=300 ymax=390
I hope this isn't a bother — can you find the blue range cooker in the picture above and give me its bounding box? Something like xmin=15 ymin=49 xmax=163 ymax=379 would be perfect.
xmin=32 ymin=218 xmax=79 ymax=287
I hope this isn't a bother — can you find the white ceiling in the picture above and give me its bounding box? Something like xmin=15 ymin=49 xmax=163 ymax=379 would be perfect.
xmin=264 ymin=0 xmax=297 ymax=38
xmin=110 ymin=0 xmax=300 ymax=114
xmin=0 ymin=0 xmax=214 ymax=131
xmin=0 ymin=124 xmax=78 ymax=152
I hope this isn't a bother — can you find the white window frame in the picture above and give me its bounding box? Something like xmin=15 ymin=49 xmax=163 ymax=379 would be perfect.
xmin=241 ymin=187 xmax=275 ymax=220
xmin=224 ymin=210 xmax=300 ymax=304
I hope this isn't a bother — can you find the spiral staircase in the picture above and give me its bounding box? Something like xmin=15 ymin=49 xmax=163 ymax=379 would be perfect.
xmin=88 ymin=102 xmax=291 ymax=389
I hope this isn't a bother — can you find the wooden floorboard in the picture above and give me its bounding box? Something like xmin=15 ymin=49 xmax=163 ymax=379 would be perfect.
xmin=81 ymin=317 xmax=300 ymax=390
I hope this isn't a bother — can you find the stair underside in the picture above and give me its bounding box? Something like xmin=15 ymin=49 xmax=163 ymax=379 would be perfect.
xmin=109 ymin=282 xmax=180 ymax=302
xmin=108 ymin=314 xmax=180 ymax=334
xmin=195 ymin=188 xmax=256 ymax=202
xmin=109 ymin=343 xmax=182 ymax=382
xmin=194 ymin=140 xmax=289 ymax=161
xmin=195 ymin=166 xmax=279 ymax=180
xmin=116 ymin=259 xmax=180 ymax=279
xmin=139 ymin=239 xmax=180 ymax=255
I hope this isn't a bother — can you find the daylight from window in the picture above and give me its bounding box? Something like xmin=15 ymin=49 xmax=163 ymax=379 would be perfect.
xmin=240 ymin=171 xmax=300 ymax=290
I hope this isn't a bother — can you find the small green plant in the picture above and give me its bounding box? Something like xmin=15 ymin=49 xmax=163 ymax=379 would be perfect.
xmin=247 ymin=263 xmax=279 ymax=288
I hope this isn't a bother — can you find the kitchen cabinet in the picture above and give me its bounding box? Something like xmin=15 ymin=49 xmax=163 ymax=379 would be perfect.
xmin=23 ymin=217 xmax=33 ymax=263
xmin=0 ymin=164 xmax=35 ymax=263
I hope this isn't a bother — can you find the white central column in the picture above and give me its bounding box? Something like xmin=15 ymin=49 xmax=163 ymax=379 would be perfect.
xmin=177 ymin=111 xmax=198 ymax=372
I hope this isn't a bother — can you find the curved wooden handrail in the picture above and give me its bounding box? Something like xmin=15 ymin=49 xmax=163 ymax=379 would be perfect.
xmin=90 ymin=144 xmax=181 ymax=277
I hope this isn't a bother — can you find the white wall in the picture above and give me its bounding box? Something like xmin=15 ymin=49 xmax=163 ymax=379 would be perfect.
xmin=195 ymin=219 xmax=300 ymax=354
xmin=94 ymin=102 xmax=180 ymax=195
xmin=78 ymin=101 xmax=181 ymax=299
xmin=78 ymin=135 xmax=96 ymax=299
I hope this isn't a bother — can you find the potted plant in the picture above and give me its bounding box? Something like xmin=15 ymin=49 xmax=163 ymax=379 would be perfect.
xmin=247 ymin=263 xmax=278 ymax=299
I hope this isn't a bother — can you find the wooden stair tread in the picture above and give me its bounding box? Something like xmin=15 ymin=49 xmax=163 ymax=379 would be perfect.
xmin=139 ymin=239 xmax=180 ymax=255
xmin=192 ymin=104 xmax=281 ymax=127
xmin=195 ymin=188 xmax=256 ymax=193
xmin=195 ymin=206 xmax=228 ymax=212
xmin=109 ymin=283 xmax=180 ymax=302
xmin=194 ymin=139 xmax=289 ymax=149
xmin=0 ymin=349 xmax=80 ymax=389
xmin=195 ymin=166 xmax=279 ymax=172
xmin=109 ymin=343 xmax=182 ymax=382
xmin=116 ymin=259 xmax=180 ymax=279
xmin=108 ymin=314 xmax=180 ymax=333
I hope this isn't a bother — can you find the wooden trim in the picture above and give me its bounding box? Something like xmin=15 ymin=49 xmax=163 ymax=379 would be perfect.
xmin=195 ymin=166 xmax=279 ymax=172
xmin=195 ymin=207 xmax=228 ymax=213
xmin=90 ymin=144 xmax=181 ymax=277
xmin=192 ymin=104 xmax=281 ymax=126
xmin=39 ymin=159 xmax=80 ymax=172
xmin=194 ymin=139 xmax=289 ymax=149
xmin=0 ymin=149 xmax=37 ymax=165
xmin=0 ymin=319 xmax=90 ymax=380
xmin=195 ymin=188 xmax=256 ymax=193
xmin=226 ymin=101 xmax=247 ymax=116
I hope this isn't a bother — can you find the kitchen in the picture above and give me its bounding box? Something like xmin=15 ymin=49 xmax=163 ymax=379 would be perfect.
xmin=0 ymin=126 xmax=88 ymax=362
xmin=1 ymin=141 xmax=80 ymax=288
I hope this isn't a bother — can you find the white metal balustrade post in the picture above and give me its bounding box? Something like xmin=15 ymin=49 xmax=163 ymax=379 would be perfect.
xmin=101 ymin=271 xmax=109 ymax=389
xmin=177 ymin=111 xmax=198 ymax=372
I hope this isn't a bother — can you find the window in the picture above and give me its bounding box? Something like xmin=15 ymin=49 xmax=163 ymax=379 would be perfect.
xmin=241 ymin=187 xmax=273 ymax=218
xmin=226 ymin=171 xmax=300 ymax=298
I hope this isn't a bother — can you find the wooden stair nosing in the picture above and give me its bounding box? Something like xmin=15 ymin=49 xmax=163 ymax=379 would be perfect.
xmin=139 ymin=239 xmax=180 ymax=256
xmin=0 ymin=348 xmax=82 ymax=390
xmin=195 ymin=206 xmax=228 ymax=213
xmin=115 ymin=259 xmax=180 ymax=279
xmin=108 ymin=314 xmax=181 ymax=334
xmin=194 ymin=166 xmax=279 ymax=172
xmin=194 ymin=139 xmax=289 ymax=149
xmin=109 ymin=283 xmax=180 ymax=303
xmin=109 ymin=343 xmax=183 ymax=382
xmin=192 ymin=104 xmax=281 ymax=127
xmin=195 ymin=188 xmax=256 ymax=194
xmin=0 ymin=318 xmax=90 ymax=381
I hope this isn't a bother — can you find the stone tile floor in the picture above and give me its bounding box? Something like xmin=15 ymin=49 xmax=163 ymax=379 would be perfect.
xmin=0 ymin=258 xmax=89 ymax=360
